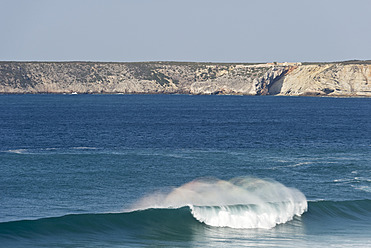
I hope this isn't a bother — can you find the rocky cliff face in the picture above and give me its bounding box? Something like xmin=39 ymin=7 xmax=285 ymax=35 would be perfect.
xmin=0 ymin=61 xmax=370 ymax=96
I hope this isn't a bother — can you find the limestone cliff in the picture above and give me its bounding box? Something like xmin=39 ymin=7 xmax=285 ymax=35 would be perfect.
xmin=275 ymin=64 xmax=371 ymax=96
xmin=0 ymin=61 xmax=370 ymax=96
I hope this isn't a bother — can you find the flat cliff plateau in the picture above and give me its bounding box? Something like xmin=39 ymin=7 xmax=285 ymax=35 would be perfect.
xmin=0 ymin=61 xmax=370 ymax=97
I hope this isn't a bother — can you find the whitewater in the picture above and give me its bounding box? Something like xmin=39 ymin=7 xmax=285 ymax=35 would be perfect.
xmin=129 ymin=177 xmax=307 ymax=229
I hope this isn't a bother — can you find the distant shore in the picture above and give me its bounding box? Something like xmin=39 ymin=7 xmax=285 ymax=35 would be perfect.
xmin=1 ymin=61 xmax=370 ymax=97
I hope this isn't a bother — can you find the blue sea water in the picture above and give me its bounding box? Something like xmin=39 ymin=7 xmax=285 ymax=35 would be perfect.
xmin=0 ymin=94 xmax=370 ymax=247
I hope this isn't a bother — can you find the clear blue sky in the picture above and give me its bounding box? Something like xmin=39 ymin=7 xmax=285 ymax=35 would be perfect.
xmin=1 ymin=0 xmax=370 ymax=62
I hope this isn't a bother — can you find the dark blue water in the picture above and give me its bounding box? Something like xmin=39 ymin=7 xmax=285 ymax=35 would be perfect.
xmin=0 ymin=95 xmax=370 ymax=247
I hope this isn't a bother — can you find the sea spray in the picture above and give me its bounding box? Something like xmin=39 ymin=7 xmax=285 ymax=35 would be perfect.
xmin=129 ymin=177 xmax=308 ymax=229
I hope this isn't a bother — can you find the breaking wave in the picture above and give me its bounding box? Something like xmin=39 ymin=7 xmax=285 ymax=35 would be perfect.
xmin=129 ymin=177 xmax=307 ymax=229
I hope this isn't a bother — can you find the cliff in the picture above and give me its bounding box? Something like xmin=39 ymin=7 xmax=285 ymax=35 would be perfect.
xmin=0 ymin=61 xmax=370 ymax=96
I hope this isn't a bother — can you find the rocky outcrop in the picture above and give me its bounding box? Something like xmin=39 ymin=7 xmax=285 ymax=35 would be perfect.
xmin=277 ymin=64 xmax=371 ymax=96
xmin=0 ymin=61 xmax=370 ymax=96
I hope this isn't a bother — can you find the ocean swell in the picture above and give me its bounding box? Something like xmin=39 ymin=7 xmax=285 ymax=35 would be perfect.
xmin=1 ymin=200 xmax=370 ymax=241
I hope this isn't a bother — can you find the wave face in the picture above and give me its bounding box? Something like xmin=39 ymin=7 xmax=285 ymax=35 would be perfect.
xmin=0 ymin=208 xmax=198 ymax=241
xmin=306 ymin=199 xmax=371 ymax=221
xmin=129 ymin=177 xmax=307 ymax=229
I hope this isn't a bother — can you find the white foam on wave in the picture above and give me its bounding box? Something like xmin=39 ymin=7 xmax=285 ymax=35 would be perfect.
xmin=72 ymin=147 xmax=98 ymax=150
xmin=129 ymin=177 xmax=307 ymax=229
xmin=190 ymin=201 xmax=306 ymax=229
xmin=351 ymin=185 xmax=371 ymax=193
xmin=6 ymin=149 xmax=28 ymax=154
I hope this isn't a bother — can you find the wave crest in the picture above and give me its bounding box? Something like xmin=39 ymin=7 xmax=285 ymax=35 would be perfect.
xmin=129 ymin=177 xmax=307 ymax=229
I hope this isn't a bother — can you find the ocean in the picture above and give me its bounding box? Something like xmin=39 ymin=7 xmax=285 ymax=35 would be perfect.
xmin=0 ymin=94 xmax=370 ymax=247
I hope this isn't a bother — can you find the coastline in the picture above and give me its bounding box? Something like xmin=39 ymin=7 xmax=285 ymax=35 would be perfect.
xmin=0 ymin=61 xmax=370 ymax=97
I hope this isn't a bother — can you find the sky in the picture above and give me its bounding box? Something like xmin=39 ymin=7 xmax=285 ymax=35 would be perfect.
xmin=1 ymin=0 xmax=370 ymax=63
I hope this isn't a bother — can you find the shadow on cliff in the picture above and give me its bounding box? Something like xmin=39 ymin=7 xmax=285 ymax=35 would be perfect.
xmin=267 ymin=77 xmax=284 ymax=95
xmin=267 ymin=66 xmax=299 ymax=95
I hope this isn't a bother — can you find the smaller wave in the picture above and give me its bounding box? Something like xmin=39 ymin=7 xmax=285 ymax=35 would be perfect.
xmin=3 ymin=147 xmax=102 ymax=155
xmin=4 ymin=148 xmax=58 ymax=154
xmin=72 ymin=147 xmax=98 ymax=150
xmin=5 ymin=149 xmax=28 ymax=154
xmin=352 ymin=185 xmax=371 ymax=193
xmin=334 ymin=176 xmax=371 ymax=193
xmin=334 ymin=177 xmax=371 ymax=183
